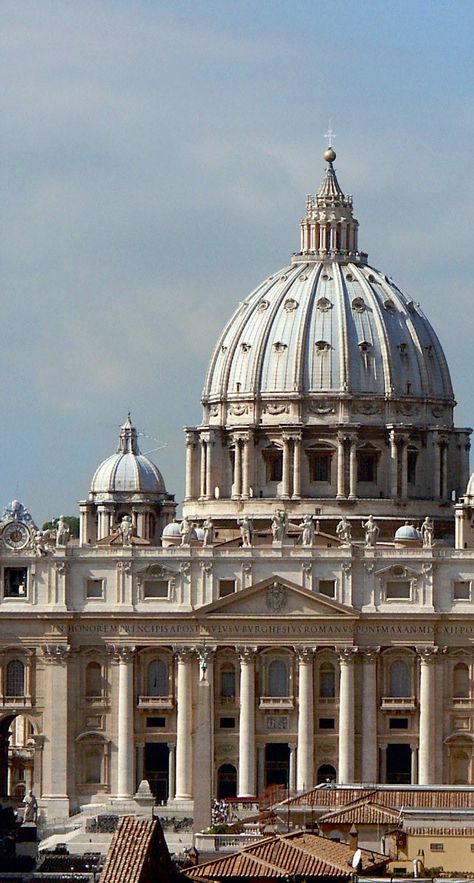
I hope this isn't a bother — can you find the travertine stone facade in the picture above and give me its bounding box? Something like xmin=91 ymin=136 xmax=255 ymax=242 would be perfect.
xmin=1 ymin=148 xmax=474 ymax=826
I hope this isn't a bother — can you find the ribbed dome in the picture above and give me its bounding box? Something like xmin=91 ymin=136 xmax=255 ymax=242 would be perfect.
xmin=203 ymin=149 xmax=453 ymax=411
xmin=204 ymin=260 xmax=452 ymax=402
xmin=90 ymin=416 xmax=166 ymax=496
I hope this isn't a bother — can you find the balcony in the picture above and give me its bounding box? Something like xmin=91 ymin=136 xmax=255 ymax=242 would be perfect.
xmin=381 ymin=696 xmax=416 ymax=711
xmin=259 ymin=696 xmax=294 ymax=710
xmin=452 ymin=697 xmax=474 ymax=708
xmin=137 ymin=695 xmax=174 ymax=710
xmin=0 ymin=696 xmax=32 ymax=708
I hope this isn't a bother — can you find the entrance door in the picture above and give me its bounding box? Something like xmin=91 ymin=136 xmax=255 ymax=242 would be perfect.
xmin=386 ymin=744 xmax=411 ymax=784
xmin=265 ymin=744 xmax=289 ymax=788
xmin=144 ymin=743 xmax=169 ymax=803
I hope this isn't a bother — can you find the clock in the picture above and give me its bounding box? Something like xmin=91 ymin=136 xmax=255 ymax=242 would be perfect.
xmin=2 ymin=521 xmax=30 ymax=550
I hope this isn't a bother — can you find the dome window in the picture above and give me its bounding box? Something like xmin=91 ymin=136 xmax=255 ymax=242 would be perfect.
xmin=352 ymin=297 xmax=365 ymax=312
xmin=300 ymin=274 xmax=308 ymax=281
xmin=241 ymin=343 xmax=251 ymax=353
xmin=384 ymin=299 xmax=396 ymax=313
xmin=280 ymin=275 xmax=288 ymax=281
xmin=317 ymin=297 xmax=332 ymax=312
xmin=315 ymin=340 xmax=331 ymax=352
xmin=398 ymin=343 xmax=408 ymax=356
xmin=358 ymin=341 xmax=372 ymax=353
xmin=258 ymin=300 xmax=269 ymax=311
xmin=321 ymin=273 xmax=332 ymax=281
xmin=346 ymin=273 xmax=354 ymax=282
xmin=273 ymin=341 xmax=287 ymax=352
xmin=221 ymin=345 xmax=228 ymax=353
xmin=284 ymin=298 xmax=298 ymax=312
xmin=368 ymin=274 xmax=376 ymax=283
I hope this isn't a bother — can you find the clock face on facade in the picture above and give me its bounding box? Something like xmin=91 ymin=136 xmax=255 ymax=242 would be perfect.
xmin=2 ymin=521 xmax=30 ymax=550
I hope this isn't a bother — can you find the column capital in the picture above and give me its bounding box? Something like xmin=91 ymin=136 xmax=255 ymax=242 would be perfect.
xmin=338 ymin=646 xmax=358 ymax=665
xmin=174 ymin=647 xmax=195 ymax=663
xmin=41 ymin=644 xmax=71 ymax=665
xmin=107 ymin=644 xmax=136 ymax=663
xmin=417 ymin=646 xmax=438 ymax=664
xmin=359 ymin=646 xmax=380 ymax=663
xmin=294 ymin=646 xmax=315 ymax=663
xmin=237 ymin=646 xmax=258 ymax=663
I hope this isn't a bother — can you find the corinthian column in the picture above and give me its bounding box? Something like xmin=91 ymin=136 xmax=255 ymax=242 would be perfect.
xmin=233 ymin=438 xmax=242 ymax=498
xmin=337 ymin=435 xmax=346 ymax=499
xmin=41 ymin=644 xmax=71 ymax=820
xmin=282 ymin=436 xmax=291 ymax=499
xmin=185 ymin=432 xmax=195 ymax=501
xmin=111 ymin=646 xmax=135 ymax=798
xmin=238 ymin=647 xmax=256 ymax=797
xmin=338 ymin=648 xmax=356 ymax=784
xmin=296 ymin=648 xmax=314 ymax=792
xmin=175 ymin=649 xmax=194 ymax=799
xmin=418 ymin=647 xmax=437 ymax=785
xmin=292 ymin=435 xmax=302 ymax=498
xmin=389 ymin=430 xmax=398 ymax=498
xmin=348 ymin=437 xmax=357 ymax=500
xmin=360 ymin=648 xmax=379 ymax=783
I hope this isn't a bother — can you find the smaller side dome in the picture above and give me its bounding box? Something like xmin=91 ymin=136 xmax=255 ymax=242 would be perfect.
xmin=395 ymin=523 xmax=422 ymax=541
xmin=465 ymin=472 xmax=474 ymax=500
xmin=162 ymin=520 xmax=181 ymax=538
xmin=90 ymin=415 xmax=166 ymax=497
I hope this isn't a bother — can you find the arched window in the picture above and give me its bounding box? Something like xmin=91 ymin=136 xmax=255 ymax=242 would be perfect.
xmin=147 ymin=659 xmax=168 ymax=697
xmin=268 ymin=660 xmax=288 ymax=697
xmin=6 ymin=660 xmax=24 ymax=697
xmin=319 ymin=663 xmax=335 ymax=698
xmin=390 ymin=660 xmax=410 ymax=697
xmin=217 ymin=763 xmax=237 ymax=798
xmin=453 ymin=663 xmax=470 ymax=699
xmin=220 ymin=666 xmax=236 ymax=700
xmin=317 ymin=764 xmax=336 ymax=784
xmin=85 ymin=662 xmax=102 ymax=698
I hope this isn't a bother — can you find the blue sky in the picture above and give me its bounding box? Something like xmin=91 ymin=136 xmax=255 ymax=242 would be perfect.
xmin=2 ymin=0 xmax=474 ymax=521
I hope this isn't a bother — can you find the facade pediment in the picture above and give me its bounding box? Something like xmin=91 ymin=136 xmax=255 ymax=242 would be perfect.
xmin=198 ymin=576 xmax=357 ymax=619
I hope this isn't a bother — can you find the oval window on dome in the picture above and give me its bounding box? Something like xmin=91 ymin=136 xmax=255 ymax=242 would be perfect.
xmin=284 ymin=298 xmax=298 ymax=312
xmin=280 ymin=275 xmax=288 ymax=281
xmin=317 ymin=297 xmax=332 ymax=312
xmin=384 ymin=299 xmax=396 ymax=313
xmin=258 ymin=300 xmax=269 ymax=311
xmin=368 ymin=273 xmax=376 ymax=283
xmin=346 ymin=273 xmax=354 ymax=282
xmin=352 ymin=297 xmax=365 ymax=312
xmin=321 ymin=273 xmax=332 ymax=281
xmin=241 ymin=343 xmax=251 ymax=353
xmin=315 ymin=340 xmax=331 ymax=352
xmin=273 ymin=341 xmax=287 ymax=352
xmin=358 ymin=340 xmax=372 ymax=353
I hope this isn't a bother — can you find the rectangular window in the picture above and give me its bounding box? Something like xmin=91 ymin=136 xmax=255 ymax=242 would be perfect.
xmin=265 ymin=453 xmax=283 ymax=482
xmin=4 ymin=568 xmax=28 ymax=598
xmin=430 ymin=843 xmax=444 ymax=852
xmin=453 ymin=580 xmax=471 ymax=601
xmin=219 ymin=579 xmax=236 ymax=598
xmin=143 ymin=580 xmax=169 ymax=599
xmin=319 ymin=718 xmax=335 ymax=729
xmin=219 ymin=717 xmax=236 ymax=729
xmin=86 ymin=579 xmax=104 ymax=599
xmin=357 ymin=453 xmax=377 ymax=483
xmin=407 ymin=449 xmax=418 ymax=484
xmin=146 ymin=717 xmax=166 ymax=728
xmin=310 ymin=453 xmax=332 ymax=482
xmin=389 ymin=718 xmax=409 ymax=729
xmin=385 ymin=580 xmax=411 ymax=600
xmin=318 ymin=579 xmax=336 ymax=598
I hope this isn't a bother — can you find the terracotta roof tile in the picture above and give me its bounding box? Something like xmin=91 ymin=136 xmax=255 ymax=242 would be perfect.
xmin=100 ymin=815 xmax=172 ymax=883
xmin=284 ymin=787 xmax=474 ymax=811
xmin=184 ymin=831 xmax=388 ymax=881
xmin=318 ymin=798 xmax=401 ymax=826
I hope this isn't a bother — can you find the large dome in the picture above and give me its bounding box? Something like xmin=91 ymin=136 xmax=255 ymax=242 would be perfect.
xmin=204 ymin=259 xmax=452 ymax=404
xmin=90 ymin=416 xmax=166 ymax=497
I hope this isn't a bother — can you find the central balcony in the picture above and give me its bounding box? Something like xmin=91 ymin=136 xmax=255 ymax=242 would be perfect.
xmin=137 ymin=695 xmax=174 ymax=710
xmin=259 ymin=696 xmax=294 ymax=710
xmin=381 ymin=696 xmax=416 ymax=711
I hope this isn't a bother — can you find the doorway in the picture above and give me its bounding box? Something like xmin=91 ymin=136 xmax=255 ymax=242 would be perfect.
xmin=386 ymin=744 xmax=411 ymax=784
xmin=265 ymin=743 xmax=289 ymax=788
xmin=144 ymin=743 xmax=169 ymax=803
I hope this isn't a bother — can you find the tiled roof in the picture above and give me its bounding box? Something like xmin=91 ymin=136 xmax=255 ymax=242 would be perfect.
xmin=318 ymin=798 xmax=400 ymax=827
xmin=284 ymin=787 xmax=474 ymax=811
xmin=99 ymin=815 xmax=172 ymax=883
xmin=184 ymin=831 xmax=388 ymax=880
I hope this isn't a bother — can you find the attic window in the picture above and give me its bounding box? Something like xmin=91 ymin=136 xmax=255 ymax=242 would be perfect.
xmin=352 ymin=297 xmax=365 ymax=312
xmin=317 ymin=297 xmax=332 ymax=312
xmin=315 ymin=340 xmax=331 ymax=352
xmin=358 ymin=341 xmax=372 ymax=354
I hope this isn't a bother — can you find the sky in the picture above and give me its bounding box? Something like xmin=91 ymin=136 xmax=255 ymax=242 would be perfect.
xmin=2 ymin=0 xmax=474 ymax=523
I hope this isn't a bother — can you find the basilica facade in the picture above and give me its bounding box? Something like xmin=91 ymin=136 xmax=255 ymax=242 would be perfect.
xmin=2 ymin=148 xmax=474 ymax=826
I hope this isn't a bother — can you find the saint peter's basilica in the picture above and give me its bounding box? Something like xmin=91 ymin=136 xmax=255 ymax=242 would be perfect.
xmin=2 ymin=148 xmax=474 ymax=825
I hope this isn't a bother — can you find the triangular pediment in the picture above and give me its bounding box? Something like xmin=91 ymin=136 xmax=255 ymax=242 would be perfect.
xmin=198 ymin=576 xmax=357 ymax=619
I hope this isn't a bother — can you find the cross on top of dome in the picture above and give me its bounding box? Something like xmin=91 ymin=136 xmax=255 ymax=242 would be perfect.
xmin=300 ymin=147 xmax=361 ymax=261
xmin=117 ymin=413 xmax=140 ymax=455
